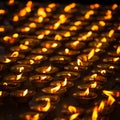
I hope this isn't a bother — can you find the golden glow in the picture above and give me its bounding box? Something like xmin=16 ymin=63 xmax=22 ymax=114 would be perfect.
xmin=8 ymin=0 xmax=14 ymax=5
xmin=107 ymin=95 xmax=115 ymax=105
xmin=104 ymin=10 xmax=112 ymax=20
xmin=61 ymin=78 xmax=67 ymax=86
xmin=74 ymin=21 xmax=82 ymax=26
xmin=29 ymin=22 xmax=37 ymax=28
xmin=54 ymin=34 xmax=62 ymax=40
xmin=91 ymin=74 xmax=97 ymax=79
xmin=112 ymin=4 xmax=118 ymax=10
xmin=13 ymin=15 xmax=19 ymax=22
xmin=23 ymin=89 xmax=28 ymax=96
xmin=77 ymin=59 xmax=83 ymax=66
xmin=25 ymin=41 xmax=29 ymax=45
xmin=108 ymin=29 xmax=114 ymax=38
xmin=21 ymin=27 xmax=30 ymax=32
xmin=35 ymin=16 xmax=43 ymax=23
xmin=4 ymin=58 xmax=11 ymax=63
xmin=72 ymin=41 xmax=79 ymax=46
xmin=69 ymin=26 xmax=77 ymax=31
xmin=96 ymin=42 xmax=102 ymax=48
xmin=83 ymin=88 xmax=89 ymax=96
xmin=98 ymin=100 xmax=105 ymax=112
xmin=99 ymin=21 xmax=106 ymax=27
xmin=92 ymin=106 xmax=98 ymax=120
xmin=26 ymin=1 xmax=33 ymax=8
xmin=101 ymin=37 xmax=107 ymax=42
xmin=0 ymin=9 xmax=6 ymax=15
xmin=34 ymin=55 xmax=43 ymax=60
xmin=91 ymin=25 xmax=99 ymax=31
xmin=100 ymin=70 xmax=106 ymax=75
xmin=88 ymin=49 xmax=95 ymax=60
xmin=19 ymin=8 xmax=27 ymax=17
xmin=37 ymin=34 xmax=44 ymax=39
xmin=64 ymin=32 xmax=71 ymax=37
xmin=59 ymin=14 xmax=67 ymax=24
xmin=48 ymin=3 xmax=56 ymax=8
xmin=69 ymin=113 xmax=79 ymax=120
xmin=51 ymin=83 xmax=61 ymax=93
xmin=113 ymin=57 xmax=119 ymax=62
xmin=0 ymin=27 xmax=5 ymax=32
xmin=116 ymin=46 xmax=120 ymax=55
xmin=42 ymin=48 xmax=48 ymax=52
xmin=51 ymin=43 xmax=58 ymax=48
xmin=16 ymin=74 xmax=22 ymax=80
xmin=65 ymin=48 xmax=69 ymax=54
xmin=90 ymin=82 xmax=97 ymax=88
xmin=12 ymin=33 xmax=19 ymax=38
xmin=19 ymin=44 xmax=29 ymax=50
xmin=84 ymin=10 xmax=94 ymax=19
xmin=64 ymin=3 xmax=76 ymax=12
xmin=30 ymin=59 xmax=34 ymax=64
xmin=117 ymin=26 xmax=120 ymax=31
xmin=90 ymin=3 xmax=100 ymax=9
xmin=25 ymin=113 xmax=39 ymax=120
xmin=19 ymin=67 xmax=24 ymax=73
xmin=11 ymin=51 xmax=19 ymax=57
xmin=0 ymin=91 xmax=2 ymax=96
xmin=68 ymin=105 xmax=77 ymax=113
xmin=103 ymin=90 xmax=113 ymax=96
xmin=53 ymin=22 xmax=60 ymax=30
xmin=43 ymin=66 xmax=52 ymax=73
xmin=37 ymin=8 xmax=47 ymax=17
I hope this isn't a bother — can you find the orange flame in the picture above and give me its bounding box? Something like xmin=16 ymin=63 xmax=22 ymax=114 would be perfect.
xmin=68 ymin=106 xmax=77 ymax=113
xmin=8 ymin=0 xmax=14 ymax=5
xmin=108 ymin=29 xmax=114 ymax=38
xmin=77 ymin=59 xmax=83 ymax=66
xmin=13 ymin=15 xmax=19 ymax=22
xmin=16 ymin=74 xmax=22 ymax=80
xmin=0 ymin=91 xmax=2 ymax=96
xmin=91 ymin=25 xmax=99 ymax=31
xmin=112 ymin=4 xmax=118 ymax=10
xmin=92 ymin=106 xmax=98 ymax=120
xmin=0 ymin=27 xmax=5 ymax=32
xmin=98 ymin=100 xmax=105 ymax=112
xmin=11 ymin=51 xmax=19 ymax=57
xmin=59 ymin=14 xmax=67 ymax=24
xmin=19 ymin=67 xmax=24 ymax=73
xmin=0 ymin=9 xmax=6 ymax=15
xmin=19 ymin=44 xmax=28 ymax=50
xmin=90 ymin=82 xmax=97 ymax=88
xmin=88 ymin=49 xmax=95 ymax=60
xmin=64 ymin=3 xmax=76 ymax=12
xmin=116 ymin=46 xmax=120 ymax=55
xmin=4 ymin=58 xmax=11 ymax=63
xmin=29 ymin=22 xmax=37 ymax=28
xmin=51 ymin=83 xmax=61 ymax=93
xmin=83 ymin=88 xmax=89 ymax=96
xmin=37 ymin=8 xmax=47 ymax=17
xmin=54 ymin=34 xmax=62 ymax=40
xmin=23 ymin=89 xmax=28 ymax=96
xmin=34 ymin=55 xmax=43 ymax=60
xmin=74 ymin=21 xmax=82 ymax=26
xmin=51 ymin=43 xmax=58 ymax=48
xmin=61 ymin=78 xmax=67 ymax=86
xmin=99 ymin=21 xmax=106 ymax=27
xmin=69 ymin=113 xmax=79 ymax=120
xmin=25 ymin=113 xmax=39 ymax=120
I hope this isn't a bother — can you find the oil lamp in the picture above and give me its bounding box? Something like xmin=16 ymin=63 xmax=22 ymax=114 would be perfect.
xmin=57 ymin=48 xmax=80 ymax=56
xmin=11 ymin=64 xmax=33 ymax=74
xmin=30 ymin=98 xmax=55 ymax=112
xmin=42 ymin=83 xmax=67 ymax=95
xmin=56 ymin=71 xmax=80 ymax=81
xmin=35 ymin=65 xmax=58 ymax=74
xmin=73 ymin=88 xmax=97 ymax=104
xmin=19 ymin=112 xmax=44 ymax=120
xmin=11 ymin=89 xmax=35 ymax=103
xmin=29 ymin=74 xmax=53 ymax=88
xmin=50 ymin=55 xmax=71 ymax=64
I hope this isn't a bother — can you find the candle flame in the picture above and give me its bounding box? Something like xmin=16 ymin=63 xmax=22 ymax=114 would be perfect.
xmin=0 ymin=9 xmax=6 ymax=15
xmin=88 ymin=49 xmax=95 ymax=60
xmin=77 ymin=59 xmax=83 ymax=66
xmin=99 ymin=21 xmax=106 ymax=27
xmin=69 ymin=113 xmax=79 ymax=120
xmin=83 ymin=88 xmax=89 ymax=96
xmin=30 ymin=59 xmax=34 ymax=64
xmin=8 ymin=0 xmax=14 ymax=5
xmin=37 ymin=34 xmax=44 ymax=39
xmin=108 ymin=29 xmax=114 ymax=38
xmin=11 ymin=51 xmax=19 ymax=57
xmin=37 ymin=8 xmax=47 ymax=17
xmin=51 ymin=83 xmax=61 ymax=94
xmin=68 ymin=105 xmax=77 ymax=113
xmin=0 ymin=27 xmax=5 ymax=32
xmin=112 ymin=4 xmax=118 ymax=10
xmin=92 ymin=106 xmax=98 ymax=120
xmin=25 ymin=113 xmax=40 ymax=120
xmin=54 ymin=34 xmax=62 ymax=40
xmin=23 ymin=89 xmax=28 ymax=96
xmin=74 ymin=21 xmax=82 ymax=26
xmin=61 ymin=77 xmax=67 ymax=86
xmin=16 ymin=74 xmax=22 ymax=80
xmin=19 ymin=67 xmax=24 ymax=73
xmin=65 ymin=48 xmax=69 ymax=54
xmin=64 ymin=3 xmax=76 ymax=12
xmin=91 ymin=25 xmax=99 ymax=31
xmin=116 ymin=46 xmax=120 ymax=55
xmin=0 ymin=91 xmax=2 ymax=96
xmin=4 ymin=58 xmax=11 ymax=63
xmin=34 ymin=55 xmax=43 ymax=60
xmin=90 ymin=82 xmax=97 ymax=88
xmin=98 ymin=100 xmax=105 ymax=112
xmin=19 ymin=44 xmax=29 ymax=50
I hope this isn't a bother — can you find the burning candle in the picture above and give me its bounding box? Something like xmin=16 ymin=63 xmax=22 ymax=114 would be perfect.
xmin=42 ymin=83 xmax=67 ymax=95
xmin=57 ymin=48 xmax=80 ymax=56
xmin=73 ymin=88 xmax=97 ymax=104
xmin=11 ymin=89 xmax=35 ymax=103
xmin=35 ymin=65 xmax=58 ymax=74
xmin=56 ymin=71 xmax=80 ymax=81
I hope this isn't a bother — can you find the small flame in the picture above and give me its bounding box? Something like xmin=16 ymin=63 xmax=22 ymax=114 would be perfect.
xmin=103 ymin=90 xmax=113 ymax=97
xmin=16 ymin=74 xmax=22 ymax=80
xmin=0 ymin=27 xmax=5 ymax=32
xmin=34 ymin=55 xmax=43 ymax=60
xmin=37 ymin=8 xmax=47 ymax=17
xmin=25 ymin=113 xmax=39 ymax=120
xmin=23 ymin=89 xmax=28 ymax=96
xmin=12 ymin=33 xmax=19 ymax=38
xmin=88 ymin=49 xmax=95 ymax=60
xmin=64 ymin=32 xmax=71 ymax=37
xmin=65 ymin=48 xmax=69 ymax=54
xmin=101 ymin=37 xmax=107 ymax=42
xmin=113 ymin=57 xmax=119 ymax=62
xmin=99 ymin=21 xmax=106 ymax=27
xmin=108 ymin=29 xmax=114 ymax=38
xmin=74 ymin=21 xmax=82 ymax=26
xmin=8 ymin=0 xmax=14 ymax=5
xmin=92 ymin=106 xmax=98 ymax=120
xmin=83 ymin=88 xmax=89 ymax=96
xmin=19 ymin=44 xmax=28 ymax=50
xmin=90 ymin=82 xmax=97 ymax=88
xmin=29 ymin=22 xmax=37 ymax=28
xmin=37 ymin=34 xmax=44 ymax=39
xmin=44 ymin=66 xmax=52 ymax=73
xmin=72 ymin=41 xmax=79 ymax=46
xmin=53 ymin=22 xmax=60 ymax=30
xmin=19 ymin=67 xmax=24 ymax=73
xmin=91 ymin=25 xmax=99 ymax=31
xmin=0 ymin=91 xmax=2 ymax=96
xmin=11 ymin=51 xmax=19 ymax=57
xmin=0 ymin=9 xmax=6 ymax=15
xmin=42 ymin=48 xmax=48 ymax=52
xmin=59 ymin=14 xmax=67 ymax=24
xmin=30 ymin=59 xmax=34 ymax=64
xmin=51 ymin=83 xmax=61 ymax=93
xmin=84 ymin=10 xmax=94 ymax=19
xmin=96 ymin=42 xmax=102 ymax=48
xmin=107 ymin=95 xmax=115 ymax=105
xmin=51 ymin=43 xmax=58 ymax=48
xmin=69 ymin=26 xmax=77 ymax=31
xmin=24 ymin=41 xmax=29 ymax=45
xmin=69 ymin=113 xmax=79 ymax=120
xmin=112 ymin=4 xmax=118 ymax=10
xmin=64 ymin=3 xmax=76 ymax=12
xmin=77 ymin=59 xmax=83 ymax=66
xmin=91 ymin=74 xmax=97 ymax=79
xmin=4 ymin=58 xmax=11 ymax=63
xmin=116 ymin=46 xmax=120 ymax=55
xmin=98 ymin=100 xmax=105 ymax=112
xmin=54 ymin=34 xmax=62 ymax=40
xmin=68 ymin=105 xmax=77 ymax=113
xmin=21 ymin=27 xmax=30 ymax=32
xmin=13 ymin=15 xmax=19 ymax=22
xmin=61 ymin=78 xmax=67 ymax=86
xmin=100 ymin=70 xmax=106 ymax=75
